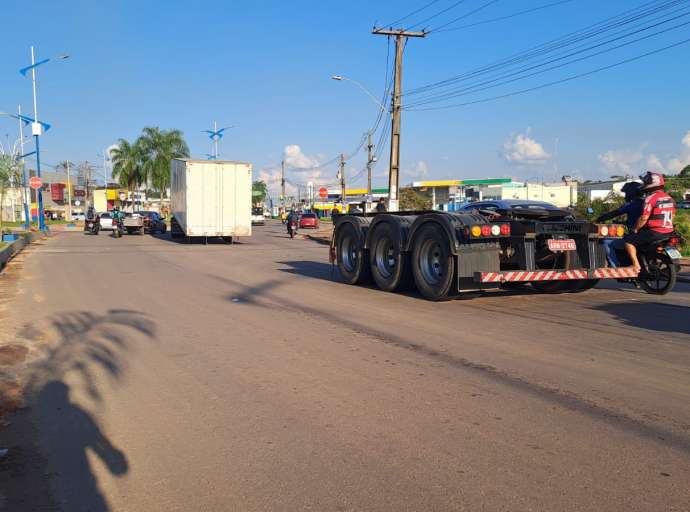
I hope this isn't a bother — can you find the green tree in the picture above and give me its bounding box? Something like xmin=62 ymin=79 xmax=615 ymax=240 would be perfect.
xmin=400 ymin=187 xmax=431 ymax=211
xmin=0 ymin=154 xmax=22 ymax=230
xmin=252 ymin=180 xmax=267 ymax=204
xmin=111 ymin=138 xmax=145 ymax=204
xmin=574 ymin=192 xmax=625 ymax=221
xmin=138 ymin=127 xmax=189 ymax=197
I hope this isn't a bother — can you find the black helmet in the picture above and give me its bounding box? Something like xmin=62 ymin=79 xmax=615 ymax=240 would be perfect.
xmin=621 ymin=181 xmax=643 ymax=201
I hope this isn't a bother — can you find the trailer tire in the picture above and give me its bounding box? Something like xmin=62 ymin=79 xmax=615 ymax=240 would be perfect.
xmin=369 ymin=223 xmax=412 ymax=292
xmin=335 ymin=223 xmax=371 ymax=285
xmin=411 ymin=223 xmax=455 ymax=301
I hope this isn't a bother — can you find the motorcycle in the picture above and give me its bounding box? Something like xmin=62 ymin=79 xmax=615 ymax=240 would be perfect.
xmin=84 ymin=216 xmax=100 ymax=235
xmin=611 ymin=232 xmax=684 ymax=295
xmin=111 ymin=216 xmax=124 ymax=238
xmin=288 ymin=221 xmax=298 ymax=239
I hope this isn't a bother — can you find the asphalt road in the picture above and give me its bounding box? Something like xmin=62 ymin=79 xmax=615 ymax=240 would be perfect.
xmin=2 ymin=221 xmax=690 ymax=511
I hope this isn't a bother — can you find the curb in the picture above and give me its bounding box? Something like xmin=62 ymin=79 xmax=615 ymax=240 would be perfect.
xmin=0 ymin=232 xmax=43 ymax=272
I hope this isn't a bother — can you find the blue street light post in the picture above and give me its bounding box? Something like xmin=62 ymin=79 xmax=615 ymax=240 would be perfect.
xmin=202 ymin=122 xmax=235 ymax=160
xmin=19 ymin=47 xmax=69 ymax=230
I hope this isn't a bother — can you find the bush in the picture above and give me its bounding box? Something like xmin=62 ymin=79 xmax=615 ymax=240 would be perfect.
xmin=574 ymin=192 xmax=624 ymax=221
xmin=675 ymin=210 xmax=690 ymax=256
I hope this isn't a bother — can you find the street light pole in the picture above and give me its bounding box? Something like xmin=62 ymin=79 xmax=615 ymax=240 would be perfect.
xmin=29 ymin=46 xmax=46 ymax=230
xmin=17 ymin=105 xmax=30 ymax=229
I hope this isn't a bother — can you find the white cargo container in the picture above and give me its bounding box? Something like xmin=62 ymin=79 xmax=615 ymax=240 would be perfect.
xmin=170 ymin=159 xmax=252 ymax=240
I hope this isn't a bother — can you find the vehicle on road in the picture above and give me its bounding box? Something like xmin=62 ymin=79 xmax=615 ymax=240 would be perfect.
xmin=170 ymin=159 xmax=252 ymax=242
xmin=331 ymin=199 xmax=638 ymax=301
xmin=251 ymin=206 xmax=265 ymax=226
xmin=136 ymin=211 xmax=167 ymax=234
xmin=123 ymin=213 xmax=145 ymax=235
xmin=676 ymin=200 xmax=690 ymax=209
xmin=289 ymin=219 xmax=298 ymax=239
xmin=111 ymin=216 xmax=124 ymax=238
xmin=84 ymin=216 xmax=100 ymax=235
xmin=299 ymin=212 xmax=319 ymax=229
xmin=99 ymin=212 xmax=115 ymax=231
xmin=609 ymin=232 xmax=684 ymax=294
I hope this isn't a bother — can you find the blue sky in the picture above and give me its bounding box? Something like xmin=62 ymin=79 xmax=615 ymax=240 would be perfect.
xmin=1 ymin=0 xmax=689 ymax=195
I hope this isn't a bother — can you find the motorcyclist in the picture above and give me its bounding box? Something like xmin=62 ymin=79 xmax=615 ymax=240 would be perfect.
xmin=596 ymin=181 xmax=644 ymax=267
xmin=286 ymin=210 xmax=298 ymax=236
xmin=86 ymin=206 xmax=97 ymax=221
xmin=624 ymin=171 xmax=676 ymax=272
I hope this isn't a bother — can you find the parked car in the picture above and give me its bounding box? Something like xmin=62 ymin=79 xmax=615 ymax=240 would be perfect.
xmin=299 ymin=212 xmax=319 ymax=229
xmin=99 ymin=212 xmax=115 ymax=230
xmin=135 ymin=211 xmax=167 ymax=234
xmin=677 ymin=200 xmax=690 ymax=209
xmin=72 ymin=212 xmax=85 ymax=221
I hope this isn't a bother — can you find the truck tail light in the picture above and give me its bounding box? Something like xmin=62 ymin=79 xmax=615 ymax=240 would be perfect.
xmin=598 ymin=225 xmax=609 ymax=237
xmin=481 ymin=225 xmax=491 ymax=237
xmin=500 ymin=223 xmax=511 ymax=236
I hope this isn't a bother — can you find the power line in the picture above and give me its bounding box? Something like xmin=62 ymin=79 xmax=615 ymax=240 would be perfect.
xmin=405 ymin=0 xmax=685 ymax=96
xmin=405 ymin=35 xmax=690 ymax=111
xmin=405 ymin=9 xmax=690 ymax=107
xmin=434 ymin=0 xmax=576 ymax=32
xmin=428 ymin=0 xmax=501 ymax=33
xmin=407 ymin=0 xmax=468 ymax=30
xmin=383 ymin=0 xmax=444 ymax=28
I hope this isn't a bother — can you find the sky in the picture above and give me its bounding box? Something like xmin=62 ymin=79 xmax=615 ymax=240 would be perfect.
xmin=1 ymin=0 xmax=690 ymax=197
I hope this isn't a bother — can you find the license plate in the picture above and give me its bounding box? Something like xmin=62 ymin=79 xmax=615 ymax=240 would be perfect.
xmin=548 ymin=239 xmax=577 ymax=251
xmin=665 ymin=247 xmax=682 ymax=260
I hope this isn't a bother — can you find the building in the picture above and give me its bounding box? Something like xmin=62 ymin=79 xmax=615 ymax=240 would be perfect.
xmin=408 ymin=178 xmax=578 ymax=209
xmin=577 ymin=179 xmax=632 ymax=201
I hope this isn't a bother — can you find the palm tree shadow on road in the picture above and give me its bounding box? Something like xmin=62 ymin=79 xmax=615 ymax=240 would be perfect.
xmin=1 ymin=309 xmax=156 ymax=511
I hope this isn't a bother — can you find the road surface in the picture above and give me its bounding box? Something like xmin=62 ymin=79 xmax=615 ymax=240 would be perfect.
xmin=1 ymin=221 xmax=689 ymax=511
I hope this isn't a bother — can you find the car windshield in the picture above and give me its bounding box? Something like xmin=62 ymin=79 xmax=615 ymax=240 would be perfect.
xmin=252 ymin=207 xmax=263 ymax=215
xmin=302 ymin=213 xmax=316 ymax=218
xmin=100 ymin=213 xmax=111 ymax=218
xmin=511 ymin=203 xmax=557 ymax=210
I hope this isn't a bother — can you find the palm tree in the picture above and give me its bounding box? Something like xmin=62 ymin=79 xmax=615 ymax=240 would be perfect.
xmin=138 ymin=127 xmax=189 ymax=198
xmin=110 ymin=138 xmax=144 ymax=209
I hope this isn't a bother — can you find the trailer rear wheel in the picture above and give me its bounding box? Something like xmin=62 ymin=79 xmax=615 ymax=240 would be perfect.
xmin=170 ymin=217 xmax=184 ymax=239
xmin=335 ymin=223 xmax=371 ymax=285
xmin=412 ymin=223 xmax=455 ymax=301
xmin=369 ymin=223 xmax=412 ymax=292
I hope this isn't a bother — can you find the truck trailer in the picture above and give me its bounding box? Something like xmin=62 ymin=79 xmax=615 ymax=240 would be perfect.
xmin=170 ymin=159 xmax=252 ymax=242
xmin=330 ymin=202 xmax=642 ymax=301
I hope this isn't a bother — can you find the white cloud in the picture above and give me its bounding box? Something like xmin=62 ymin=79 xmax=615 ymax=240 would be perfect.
xmin=400 ymin=160 xmax=430 ymax=180
xmin=597 ymin=149 xmax=644 ymax=174
xmin=599 ymin=131 xmax=690 ymax=175
xmin=283 ymin=144 xmax=319 ymax=169
xmin=502 ymin=133 xmax=550 ymax=165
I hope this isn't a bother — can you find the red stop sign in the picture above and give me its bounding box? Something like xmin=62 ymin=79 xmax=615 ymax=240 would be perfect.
xmin=319 ymin=187 xmax=328 ymax=199
xmin=29 ymin=176 xmax=42 ymax=190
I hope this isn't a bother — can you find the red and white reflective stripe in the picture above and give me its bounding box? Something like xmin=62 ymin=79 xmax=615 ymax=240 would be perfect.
xmin=478 ymin=267 xmax=636 ymax=283
xmin=591 ymin=266 xmax=639 ymax=279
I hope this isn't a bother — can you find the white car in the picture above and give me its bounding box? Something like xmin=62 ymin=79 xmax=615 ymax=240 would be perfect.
xmin=99 ymin=212 xmax=115 ymax=230
xmin=72 ymin=212 xmax=85 ymax=221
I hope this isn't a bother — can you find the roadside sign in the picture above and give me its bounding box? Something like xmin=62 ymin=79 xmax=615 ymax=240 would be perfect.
xmin=29 ymin=176 xmax=42 ymax=189
xmin=319 ymin=187 xmax=328 ymax=199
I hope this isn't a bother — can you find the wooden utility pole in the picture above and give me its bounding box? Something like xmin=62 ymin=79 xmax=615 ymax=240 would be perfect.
xmin=280 ymin=160 xmax=285 ymax=207
xmin=372 ymin=28 xmax=426 ymax=212
xmin=366 ymin=131 xmax=374 ymax=200
xmin=339 ymin=153 xmax=346 ymax=207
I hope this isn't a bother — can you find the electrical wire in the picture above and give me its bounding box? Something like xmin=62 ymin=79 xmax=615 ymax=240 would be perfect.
xmin=405 ymin=9 xmax=690 ymax=107
xmin=434 ymin=0 xmax=576 ymax=32
xmin=405 ymin=35 xmax=690 ymax=111
xmin=406 ymin=0 xmax=685 ymax=96
xmin=428 ymin=0 xmax=501 ymax=33
xmin=407 ymin=0 xmax=468 ymax=30
xmin=383 ymin=0 xmax=444 ymax=28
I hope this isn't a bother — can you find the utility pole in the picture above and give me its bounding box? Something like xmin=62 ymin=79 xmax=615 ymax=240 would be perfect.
xmin=366 ymin=131 xmax=374 ymax=210
xmin=281 ymin=160 xmax=285 ymax=208
xmin=372 ymin=28 xmax=426 ymax=212
xmin=339 ymin=153 xmax=346 ymax=208
xmin=65 ymin=160 xmax=72 ymax=221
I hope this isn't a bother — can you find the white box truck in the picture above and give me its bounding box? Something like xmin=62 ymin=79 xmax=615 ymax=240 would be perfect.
xmin=170 ymin=159 xmax=252 ymax=241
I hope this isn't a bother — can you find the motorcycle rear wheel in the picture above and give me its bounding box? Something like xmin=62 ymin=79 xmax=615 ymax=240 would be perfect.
xmin=639 ymin=254 xmax=677 ymax=295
